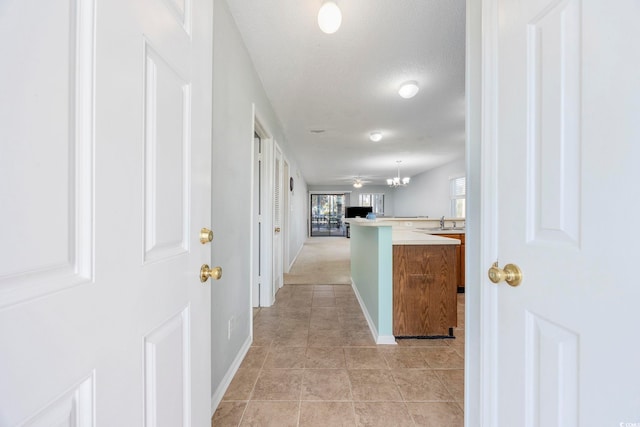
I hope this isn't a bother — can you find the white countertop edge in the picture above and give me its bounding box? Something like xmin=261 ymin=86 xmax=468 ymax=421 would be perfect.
xmin=392 ymin=230 xmax=460 ymax=246
xmin=349 ymin=219 xmax=463 ymax=244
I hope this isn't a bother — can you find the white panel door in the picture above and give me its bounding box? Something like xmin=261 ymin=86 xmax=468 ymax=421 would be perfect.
xmin=0 ymin=0 xmax=212 ymax=425
xmin=252 ymin=132 xmax=263 ymax=307
xmin=272 ymin=144 xmax=283 ymax=300
xmin=482 ymin=0 xmax=640 ymax=425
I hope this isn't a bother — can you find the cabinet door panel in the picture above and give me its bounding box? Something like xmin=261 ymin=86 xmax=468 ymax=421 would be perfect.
xmin=393 ymin=245 xmax=457 ymax=336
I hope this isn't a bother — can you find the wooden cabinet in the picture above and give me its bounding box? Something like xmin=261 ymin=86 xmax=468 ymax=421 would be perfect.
xmin=439 ymin=233 xmax=465 ymax=291
xmin=393 ymin=244 xmax=457 ymax=337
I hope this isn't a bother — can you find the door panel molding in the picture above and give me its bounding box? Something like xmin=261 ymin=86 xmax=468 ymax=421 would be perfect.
xmin=525 ymin=312 xmax=578 ymax=426
xmin=143 ymin=42 xmax=191 ymax=264
xmin=144 ymin=307 xmax=191 ymax=427
xmin=0 ymin=0 xmax=95 ymax=309
xmin=161 ymin=0 xmax=192 ymax=34
xmin=20 ymin=372 xmax=95 ymax=427
xmin=526 ymin=0 xmax=581 ymax=246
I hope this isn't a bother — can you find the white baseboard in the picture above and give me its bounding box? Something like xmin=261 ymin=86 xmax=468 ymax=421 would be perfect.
xmin=288 ymin=242 xmax=305 ymax=271
xmin=350 ymin=280 xmax=396 ymax=346
xmin=376 ymin=335 xmax=397 ymax=345
xmin=210 ymin=335 xmax=252 ymax=416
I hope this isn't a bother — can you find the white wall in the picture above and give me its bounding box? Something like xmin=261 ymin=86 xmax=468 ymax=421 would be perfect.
xmin=288 ymin=169 xmax=308 ymax=265
xmin=392 ymin=157 xmax=465 ymax=218
xmin=211 ymin=0 xmax=307 ymax=405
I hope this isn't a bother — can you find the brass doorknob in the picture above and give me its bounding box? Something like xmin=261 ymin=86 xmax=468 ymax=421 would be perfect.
xmin=488 ymin=262 xmax=523 ymax=287
xmin=200 ymin=264 xmax=222 ymax=282
xmin=200 ymin=228 xmax=214 ymax=244
xmin=274 ymin=227 xmax=281 ymax=233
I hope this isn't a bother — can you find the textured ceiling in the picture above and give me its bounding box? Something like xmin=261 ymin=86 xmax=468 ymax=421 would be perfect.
xmin=226 ymin=0 xmax=466 ymax=186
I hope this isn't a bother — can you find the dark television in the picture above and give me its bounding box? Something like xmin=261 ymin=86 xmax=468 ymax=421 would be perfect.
xmin=344 ymin=206 xmax=373 ymax=218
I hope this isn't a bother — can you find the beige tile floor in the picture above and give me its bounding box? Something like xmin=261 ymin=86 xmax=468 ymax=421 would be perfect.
xmin=212 ymin=284 xmax=465 ymax=427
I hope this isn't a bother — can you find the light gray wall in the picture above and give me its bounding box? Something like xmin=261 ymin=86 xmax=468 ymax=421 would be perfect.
xmin=211 ymin=0 xmax=307 ymax=401
xmin=288 ymin=169 xmax=308 ymax=265
xmin=392 ymin=157 xmax=466 ymax=218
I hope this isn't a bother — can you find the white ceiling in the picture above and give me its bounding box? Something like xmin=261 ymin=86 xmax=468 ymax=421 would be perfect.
xmin=225 ymin=0 xmax=466 ymax=186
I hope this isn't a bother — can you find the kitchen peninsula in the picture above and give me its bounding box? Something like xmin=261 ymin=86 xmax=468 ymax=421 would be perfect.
xmin=349 ymin=218 xmax=461 ymax=344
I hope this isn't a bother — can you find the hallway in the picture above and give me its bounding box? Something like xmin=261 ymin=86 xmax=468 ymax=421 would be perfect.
xmin=212 ymin=281 xmax=465 ymax=426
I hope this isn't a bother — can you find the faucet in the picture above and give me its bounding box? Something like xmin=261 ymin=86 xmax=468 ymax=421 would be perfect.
xmin=440 ymin=216 xmax=445 ymax=229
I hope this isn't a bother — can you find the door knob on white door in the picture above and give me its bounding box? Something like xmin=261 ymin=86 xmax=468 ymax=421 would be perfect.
xmin=200 ymin=228 xmax=214 ymax=244
xmin=275 ymin=227 xmax=281 ymax=233
xmin=488 ymin=262 xmax=523 ymax=287
xmin=200 ymin=264 xmax=222 ymax=282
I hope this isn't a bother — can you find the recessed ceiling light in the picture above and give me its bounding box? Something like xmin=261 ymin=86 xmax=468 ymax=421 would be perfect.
xmin=398 ymin=81 xmax=419 ymax=99
xmin=318 ymin=2 xmax=342 ymax=34
xmin=369 ymin=132 xmax=382 ymax=142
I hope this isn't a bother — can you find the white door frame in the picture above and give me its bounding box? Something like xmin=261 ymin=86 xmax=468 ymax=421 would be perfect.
xmin=250 ymin=111 xmax=277 ymax=308
xmin=283 ymin=159 xmax=291 ymax=273
xmin=465 ymin=0 xmax=488 ymax=424
xmin=272 ymin=141 xmax=284 ymax=301
xmin=251 ymin=115 xmax=269 ymax=308
xmin=466 ymin=0 xmax=514 ymax=423
xmin=466 ymin=0 xmax=514 ymax=422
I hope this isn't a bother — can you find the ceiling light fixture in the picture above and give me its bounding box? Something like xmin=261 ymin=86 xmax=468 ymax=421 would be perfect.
xmin=369 ymin=131 xmax=382 ymax=142
xmin=387 ymin=160 xmax=411 ymax=187
xmin=353 ymin=178 xmax=363 ymax=188
xmin=398 ymin=80 xmax=419 ymax=99
xmin=318 ymin=1 xmax=342 ymax=34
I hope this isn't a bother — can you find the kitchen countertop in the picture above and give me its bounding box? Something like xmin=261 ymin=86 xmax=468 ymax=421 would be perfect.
xmin=349 ymin=219 xmax=461 ymax=245
xmin=392 ymin=229 xmax=460 ymax=245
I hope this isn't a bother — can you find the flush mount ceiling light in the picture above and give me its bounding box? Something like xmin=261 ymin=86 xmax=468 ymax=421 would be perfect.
xmin=387 ymin=160 xmax=411 ymax=187
xmin=353 ymin=178 xmax=363 ymax=188
xmin=369 ymin=131 xmax=382 ymax=142
xmin=318 ymin=1 xmax=342 ymax=34
xmin=398 ymin=80 xmax=419 ymax=99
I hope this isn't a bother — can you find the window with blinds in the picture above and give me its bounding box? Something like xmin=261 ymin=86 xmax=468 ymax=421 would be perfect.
xmin=359 ymin=193 xmax=384 ymax=215
xmin=450 ymin=176 xmax=466 ymax=218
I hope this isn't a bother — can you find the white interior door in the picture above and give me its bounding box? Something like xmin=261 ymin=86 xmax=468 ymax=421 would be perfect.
xmin=283 ymin=160 xmax=290 ymax=273
xmin=0 ymin=0 xmax=212 ymax=425
xmin=482 ymin=0 xmax=640 ymax=425
xmin=252 ymin=131 xmax=263 ymax=307
xmin=272 ymin=144 xmax=283 ymax=300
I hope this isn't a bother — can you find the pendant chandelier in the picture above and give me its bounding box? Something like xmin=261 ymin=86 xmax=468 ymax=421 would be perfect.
xmin=387 ymin=160 xmax=410 ymax=187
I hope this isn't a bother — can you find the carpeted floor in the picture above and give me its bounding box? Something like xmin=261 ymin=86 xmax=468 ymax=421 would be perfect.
xmin=284 ymin=237 xmax=351 ymax=285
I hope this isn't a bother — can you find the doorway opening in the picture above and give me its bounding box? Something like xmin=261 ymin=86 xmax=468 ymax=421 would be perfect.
xmin=310 ymin=193 xmax=346 ymax=237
